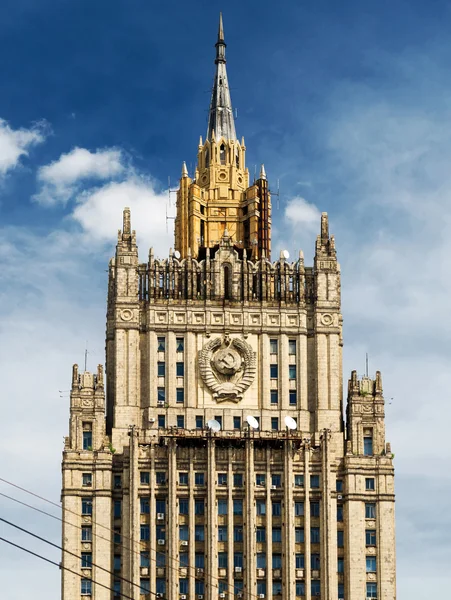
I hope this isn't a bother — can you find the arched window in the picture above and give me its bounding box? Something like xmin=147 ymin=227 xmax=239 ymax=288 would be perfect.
xmin=205 ymin=148 xmax=209 ymax=168
xmin=236 ymin=147 xmax=240 ymax=168
xmin=220 ymin=144 xmax=226 ymax=165
xmin=224 ymin=265 xmax=230 ymax=299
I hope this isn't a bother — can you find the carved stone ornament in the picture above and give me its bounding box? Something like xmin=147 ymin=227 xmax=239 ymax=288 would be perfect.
xmin=199 ymin=334 xmax=256 ymax=402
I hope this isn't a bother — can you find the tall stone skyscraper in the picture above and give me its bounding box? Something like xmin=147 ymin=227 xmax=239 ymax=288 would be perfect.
xmin=62 ymin=15 xmax=396 ymax=600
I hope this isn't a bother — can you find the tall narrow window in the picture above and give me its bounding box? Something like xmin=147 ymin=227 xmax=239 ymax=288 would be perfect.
xmin=220 ymin=143 xmax=226 ymax=164
xmin=82 ymin=423 xmax=92 ymax=450
xmin=205 ymin=148 xmax=209 ymax=168
xmin=270 ymin=339 xmax=278 ymax=354
xmin=224 ymin=265 xmax=230 ymax=299
xmin=364 ymin=435 xmax=373 ymax=456
xmin=176 ymin=338 xmax=184 ymax=352
xmin=157 ymin=337 xmax=165 ymax=352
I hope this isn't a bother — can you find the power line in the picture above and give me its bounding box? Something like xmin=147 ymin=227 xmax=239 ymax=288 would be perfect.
xmin=0 ymin=535 xmax=135 ymax=600
xmin=0 ymin=516 xmax=153 ymax=599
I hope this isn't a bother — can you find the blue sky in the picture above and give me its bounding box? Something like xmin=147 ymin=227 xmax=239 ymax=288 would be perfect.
xmin=1 ymin=0 xmax=451 ymax=598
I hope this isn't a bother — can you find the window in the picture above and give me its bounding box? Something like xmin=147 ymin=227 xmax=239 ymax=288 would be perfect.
xmin=366 ymin=477 xmax=375 ymax=491
xmin=365 ymin=503 xmax=376 ymax=519
xmin=270 ymin=339 xmax=278 ymax=354
xmin=273 ymin=581 xmax=282 ymax=596
xmin=195 ymin=580 xmax=205 ymax=595
xmin=270 ymin=390 xmax=279 ymax=405
xmin=195 ymin=553 xmax=205 ymax=569
xmin=310 ymin=501 xmax=320 ymax=517
xmin=156 ymin=526 xmax=165 ymax=541
xmin=157 ymin=414 xmax=166 ymax=428
xmin=195 ymin=415 xmax=203 ymax=429
xmin=195 ymin=472 xmax=205 ymax=486
xmin=295 ymin=527 xmax=304 ymax=543
xmin=364 ymin=435 xmax=373 ymax=456
xmin=218 ymin=551 xmax=228 ymax=567
xmin=140 ymin=471 xmax=150 ymax=485
xmin=82 ymin=473 xmax=92 ymax=487
xmin=271 ymin=417 xmax=279 ymax=430
xmin=179 ymin=472 xmax=188 ymax=485
xmin=233 ymin=499 xmax=243 ymax=515
xmin=256 ymin=500 xmax=266 ymax=516
xmin=288 ymin=339 xmax=297 ymax=355
xmin=272 ymin=527 xmax=282 ymax=543
xmin=140 ymin=524 xmax=150 ymax=541
xmin=311 ymin=553 xmax=320 ymax=570
xmin=366 ymin=529 xmax=376 ymax=546
xmin=337 ymin=557 xmax=344 ymax=573
xmin=157 ymin=361 xmax=165 ymax=377
xmin=295 ymin=474 xmax=304 ymax=487
xmin=310 ymin=475 xmax=320 ymax=488
xmin=214 ymin=415 xmax=223 ymax=428
xmin=177 ymin=415 xmax=185 ymax=428
xmin=179 ymin=525 xmax=189 ymax=541
xmin=195 ymin=499 xmax=205 ymax=515
xmin=337 ymin=504 xmax=343 ymax=522
xmin=218 ymin=499 xmax=228 ymax=515
xmin=256 ymin=552 xmax=266 ymax=569
xmin=176 ymin=388 xmax=184 ymax=404
xmin=195 ymin=525 xmax=204 ymax=541
xmin=157 ymin=337 xmax=165 ymax=352
xmin=81 ymin=579 xmax=92 ymax=595
xmin=82 ymin=498 xmax=92 ymax=515
xmin=81 ymin=526 xmax=92 ymax=542
xmin=218 ymin=527 xmax=228 ymax=542
xmin=337 ymin=530 xmax=344 ymax=547
xmin=296 ymin=581 xmax=305 ymax=597
xmin=295 ymin=553 xmax=305 ymax=569
xmin=178 ymin=552 xmax=188 ymax=568
xmin=295 ymin=502 xmax=304 ymax=516
xmin=338 ymin=583 xmax=345 ymax=599
xmin=234 ymin=526 xmax=243 ymax=542
xmin=256 ymin=527 xmax=266 ymax=543
xmin=234 ymin=473 xmax=243 ymax=487
xmin=140 ymin=552 xmax=150 ymax=568
xmin=156 ymin=579 xmax=166 ymax=595
xmin=156 ymin=499 xmax=166 ymax=514
xmin=113 ymin=554 xmax=121 ymax=571
xmin=257 ymin=582 xmax=267 ymax=596
xmin=270 ymin=364 xmax=278 ymax=378
xmin=272 ymin=501 xmax=282 ymax=516
xmin=82 ymin=428 xmax=92 ymax=450
xmin=366 ymin=556 xmax=377 ymax=572
xmin=156 ymin=472 xmax=166 ymax=484
xmin=366 ymin=583 xmax=377 ymax=598
xmin=234 ymin=552 xmax=243 ymax=568
xmin=336 ymin=479 xmax=343 ymax=492
xmin=256 ymin=474 xmax=266 ymax=486
xmin=289 ymin=390 xmax=297 ymax=406
xmin=140 ymin=497 xmax=150 ymax=514
xmin=218 ymin=473 xmax=227 ymax=486
xmin=289 ymin=365 xmax=297 ymax=380
xmin=272 ymin=474 xmax=281 ymax=487
xmin=81 ymin=552 xmax=92 ymax=568
xmin=311 ymin=580 xmax=321 ymax=597
xmin=220 ymin=143 xmax=226 ymax=164
xmin=179 ymin=579 xmax=188 ymax=594
xmin=179 ymin=498 xmax=189 ymax=515
xmin=176 ymin=362 xmax=184 ymax=377
xmin=113 ymin=580 xmax=120 ymax=597
xmin=114 ymin=528 xmax=121 ymax=544
xmin=233 ymin=416 xmax=241 ymax=430
xmin=311 ymin=527 xmax=320 ymax=544
xmin=176 ymin=337 xmax=184 ymax=352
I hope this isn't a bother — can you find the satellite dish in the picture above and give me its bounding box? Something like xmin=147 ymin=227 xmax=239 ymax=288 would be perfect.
xmin=246 ymin=415 xmax=259 ymax=429
xmin=281 ymin=249 xmax=290 ymax=259
xmin=207 ymin=419 xmax=221 ymax=432
xmin=285 ymin=416 xmax=297 ymax=430
xmin=173 ymin=250 xmax=181 ymax=259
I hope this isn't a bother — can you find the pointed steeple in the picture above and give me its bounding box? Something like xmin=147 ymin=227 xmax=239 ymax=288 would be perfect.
xmin=206 ymin=13 xmax=237 ymax=142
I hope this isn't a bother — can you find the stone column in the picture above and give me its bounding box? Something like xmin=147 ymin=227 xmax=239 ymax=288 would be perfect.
xmin=244 ymin=437 xmax=256 ymax=598
xmin=168 ymin=439 xmax=178 ymax=600
xmin=304 ymin=444 xmax=311 ymax=600
xmin=206 ymin=437 xmax=218 ymax=600
xmin=283 ymin=437 xmax=295 ymax=600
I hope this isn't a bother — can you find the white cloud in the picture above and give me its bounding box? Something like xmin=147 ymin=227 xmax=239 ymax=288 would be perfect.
xmin=35 ymin=147 xmax=125 ymax=206
xmin=285 ymin=196 xmax=321 ymax=227
xmin=0 ymin=118 xmax=45 ymax=176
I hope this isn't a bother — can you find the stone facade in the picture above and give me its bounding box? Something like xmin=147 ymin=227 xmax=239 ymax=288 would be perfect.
xmin=61 ymin=14 xmax=395 ymax=600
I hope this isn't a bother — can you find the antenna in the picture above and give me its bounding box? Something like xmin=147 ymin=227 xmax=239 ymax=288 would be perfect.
xmin=246 ymin=415 xmax=259 ymax=430
xmin=84 ymin=341 xmax=88 ymax=372
xmin=365 ymin=353 xmax=369 ymax=377
xmin=269 ymin=178 xmax=280 ymax=209
xmin=207 ymin=419 xmax=221 ymax=433
xmin=284 ymin=416 xmax=297 ymax=430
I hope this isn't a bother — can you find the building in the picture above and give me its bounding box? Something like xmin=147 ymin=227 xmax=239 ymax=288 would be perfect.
xmin=61 ymin=14 xmax=396 ymax=600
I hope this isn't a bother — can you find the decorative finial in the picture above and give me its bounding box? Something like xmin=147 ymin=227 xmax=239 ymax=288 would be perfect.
xmin=123 ymin=207 xmax=131 ymax=235
xmin=218 ymin=12 xmax=224 ymax=42
xmin=181 ymin=162 xmax=188 ymax=177
xmin=259 ymin=164 xmax=266 ymax=180
xmin=321 ymin=212 xmax=329 ymax=243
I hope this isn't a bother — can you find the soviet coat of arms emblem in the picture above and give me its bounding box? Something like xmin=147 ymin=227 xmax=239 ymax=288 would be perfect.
xmin=198 ymin=334 xmax=256 ymax=402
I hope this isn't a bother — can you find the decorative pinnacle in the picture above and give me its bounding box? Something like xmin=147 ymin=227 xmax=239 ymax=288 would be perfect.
xmin=181 ymin=161 xmax=188 ymax=177
xmin=123 ymin=207 xmax=131 ymax=234
xmin=218 ymin=12 xmax=224 ymax=42
xmin=259 ymin=164 xmax=266 ymax=180
xmin=215 ymin=12 xmax=226 ymax=64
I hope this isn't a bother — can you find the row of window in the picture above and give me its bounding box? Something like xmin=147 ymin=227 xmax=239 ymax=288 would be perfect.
xmin=157 ymin=362 xmax=185 ymax=377
xmin=157 ymin=337 xmax=297 ymax=356
xmin=157 ymin=337 xmax=185 ymax=353
xmin=139 ymin=472 xmax=321 ymax=488
xmin=270 ymin=363 xmax=297 ymax=380
xmin=270 ymin=338 xmax=297 ymax=355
